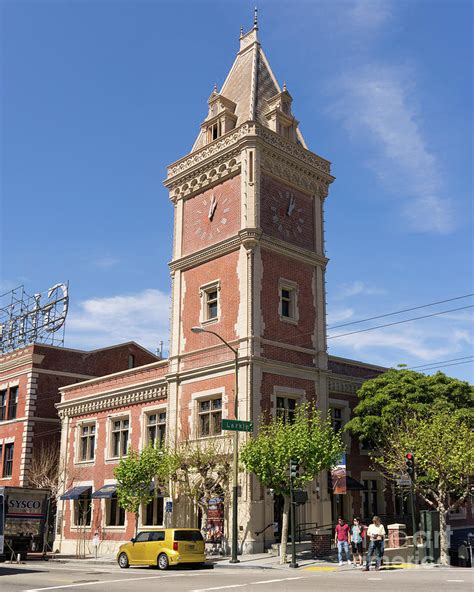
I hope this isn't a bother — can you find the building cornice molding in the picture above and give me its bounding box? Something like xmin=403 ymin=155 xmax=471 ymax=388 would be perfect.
xmin=328 ymin=375 xmax=362 ymax=395
xmin=57 ymin=382 xmax=168 ymax=418
xmin=260 ymin=235 xmax=328 ymax=268
xmin=169 ymin=235 xmax=242 ymax=272
xmin=165 ymin=122 xmax=333 ymax=195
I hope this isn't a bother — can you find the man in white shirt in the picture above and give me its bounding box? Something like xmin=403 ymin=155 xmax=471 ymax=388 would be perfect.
xmin=364 ymin=515 xmax=386 ymax=571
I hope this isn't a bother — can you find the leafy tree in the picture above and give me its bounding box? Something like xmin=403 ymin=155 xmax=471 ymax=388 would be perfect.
xmin=114 ymin=445 xmax=177 ymax=536
xmin=345 ymin=368 xmax=473 ymax=448
xmin=173 ymin=438 xmax=232 ymax=537
xmin=240 ymin=403 xmax=344 ymax=564
xmin=375 ymin=410 xmax=473 ymax=565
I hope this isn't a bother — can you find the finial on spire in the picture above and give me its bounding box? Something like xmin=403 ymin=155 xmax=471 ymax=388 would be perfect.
xmin=213 ymin=82 xmax=218 ymax=94
xmin=283 ymin=80 xmax=287 ymax=92
xmin=253 ymin=6 xmax=258 ymax=29
xmin=240 ymin=25 xmax=244 ymax=38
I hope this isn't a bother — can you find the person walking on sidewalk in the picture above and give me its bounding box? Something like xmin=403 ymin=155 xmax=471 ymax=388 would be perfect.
xmin=334 ymin=517 xmax=351 ymax=566
xmin=364 ymin=515 xmax=386 ymax=571
xmin=350 ymin=517 xmax=363 ymax=567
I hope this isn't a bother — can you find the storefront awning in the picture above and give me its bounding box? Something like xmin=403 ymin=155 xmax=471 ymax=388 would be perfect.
xmin=328 ymin=475 xmax=365 ymax=491
xmin=60 ymin=486 xmax=91 ymax=500
xmin=92 ymin=484 xmax=117 ymax=499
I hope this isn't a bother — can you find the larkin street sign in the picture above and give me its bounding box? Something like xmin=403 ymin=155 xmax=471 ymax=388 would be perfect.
xmin=221 ymin=419 xmax=254 ymax=433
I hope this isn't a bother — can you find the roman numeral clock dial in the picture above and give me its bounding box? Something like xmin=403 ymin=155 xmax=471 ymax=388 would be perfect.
xmin=269 ymin=190 xmax=305 ymax=240
xmin=192 ymin=193 xmax=230 ymax=241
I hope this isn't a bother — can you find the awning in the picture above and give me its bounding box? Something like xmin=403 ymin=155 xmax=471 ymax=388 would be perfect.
xmin=60 ymin=486 xmax=91 ymax=500
xmin=92 ymin=484 xmax=117 ymax=499
xmin=328 ymin=475 xmax=365 ymax=491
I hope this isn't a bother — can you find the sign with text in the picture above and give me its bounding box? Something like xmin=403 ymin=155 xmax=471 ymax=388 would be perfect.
xmin=221 ymin=419 xmax=254 ymax=432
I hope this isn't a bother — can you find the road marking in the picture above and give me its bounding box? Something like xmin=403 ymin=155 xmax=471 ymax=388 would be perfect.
xmin=368 ymin=577 xmax=382 ymax=581
xmin=23 ymin=573 xmax=195 ymax=591
xmin=447 ymin=580 xmax=465 ymax=583
xmin=191 ymin=585 xmax=246 ymax=592
xmin=304 ymin=566 xmax=337 ymax=571
xmin=251 ymin=577 xmax=307 ymax=584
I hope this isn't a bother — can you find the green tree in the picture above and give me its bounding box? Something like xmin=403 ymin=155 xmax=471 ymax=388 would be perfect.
xmin=173 ymin=438 xmax=232 ymax=537
xmin=240 ymin=403 xmax=344 ymax=564
xmin=345 ymin=368 xmax=473 ymax=448
xmin=375 ymin=410 xmax=473 ymax=565
xmin=114 ymin=445 xmax=177 ymax=536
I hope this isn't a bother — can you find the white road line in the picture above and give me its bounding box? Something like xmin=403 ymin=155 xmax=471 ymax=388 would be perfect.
xmin=251 ymin=577 xmax=307 ymax=585
xmin=447 ymin=580 xmax=465 ymax=583
xmin=191 ymin=585 xmax=246 ymax=592
xmin=367 ymin=577 xmax=382 ymax=580
xmin=23 ymin=572 xmax=193 ymax=592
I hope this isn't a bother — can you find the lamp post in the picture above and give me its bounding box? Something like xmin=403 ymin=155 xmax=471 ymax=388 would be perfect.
xmin=191 ymin=326 xmax=240 ymax=563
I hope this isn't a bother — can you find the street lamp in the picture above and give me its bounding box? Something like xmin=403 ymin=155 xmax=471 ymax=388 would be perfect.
xmin=191 ymin=326 xmax=240 ymax=564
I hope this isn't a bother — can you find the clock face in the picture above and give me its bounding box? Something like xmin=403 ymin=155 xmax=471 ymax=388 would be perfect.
xmin=268 ymin=189 xmax=306 ymax=240
xmin=190 ymin=193 xmax=232 ymax=242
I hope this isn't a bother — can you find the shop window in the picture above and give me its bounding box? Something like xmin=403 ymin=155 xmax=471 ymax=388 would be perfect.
xmin=362 ymin=479 xmax=379 ymax=520
xmin=7 ymin=386 xmax=18 ymax=420
xmin=146 ymin=411 xmax=166 ymax=447
xmin=330 ymin=407 xmax=343 ymax=432
xmin=198 ymin=398 xmax=222 ymax=437
xmin=79 ymin=423 xmax=96 ymax=462
xmin=276 ymin=396 xmax=297 ymax=424
xmin=74 ymin=489 xmax=92 ymax=526
xmin=111 ymin=418 xmax=129 ymax=458
xmin=106 ymin=494 xmax=125 ymax=527
xmin=143 ymin=495 xmax=164 ymax=526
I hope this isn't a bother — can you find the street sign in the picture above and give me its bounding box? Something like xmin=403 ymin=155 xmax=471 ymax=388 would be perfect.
xmin=396 ymin=477 xmax=412 ymax=487
xmin=221 ymin=419 xmax=254 ymax=432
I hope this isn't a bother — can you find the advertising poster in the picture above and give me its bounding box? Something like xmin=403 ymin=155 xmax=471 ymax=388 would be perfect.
xmin=206 ymin=497 xmax=224 ymax=542
xmin=331 ymin=454 xmax=347 ymax=495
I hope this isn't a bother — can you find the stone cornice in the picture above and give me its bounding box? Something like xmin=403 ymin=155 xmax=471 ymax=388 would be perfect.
xmin=169 ymin=235 xmax=242 ymax=272
xmin=259 ymin=235 xmax=328 ymax=268
xmin=57 ymin=383 xmax=168 ymax=418
xmin=328 ymin=375 xmax=363 ymax=395
xmin=165 ymin=122 xmax=333 ymax=194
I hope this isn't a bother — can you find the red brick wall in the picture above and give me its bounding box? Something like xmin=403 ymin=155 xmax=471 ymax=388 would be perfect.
xmin=181 ymin=175 xmax=241 ymax=256
xmin=260 ymin=248 xmax=316 ymax=357
xmin=260 ymin=174 xmax=315 ymax=251
xmin=260 ymin=372 xmax=317 ymax=415
xmin=180 ymin=250 xmax=240 ymax=366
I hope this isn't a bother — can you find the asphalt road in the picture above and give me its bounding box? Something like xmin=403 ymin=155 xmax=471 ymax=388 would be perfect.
xmin=0 ymin=561 xmax=472 ymax=592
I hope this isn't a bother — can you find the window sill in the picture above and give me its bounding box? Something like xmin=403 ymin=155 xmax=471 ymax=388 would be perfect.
xmin=103 ymin=525 xmax=127 ymax=530
xmin=74 ymin=460 xmax=95 ymax=466
xmin=201 ymin=318 xmax=219 ymax=327
xmin=279 ymin=315 xmax=298 ymax=326
xmin=105 ymin=456 xmax=127 ymax=464
xmin=70 ymin=526 xmax=93 ymax=531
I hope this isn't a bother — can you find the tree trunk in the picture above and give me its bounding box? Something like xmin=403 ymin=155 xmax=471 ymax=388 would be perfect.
xmin=135 ymin=512 xmax=139 ymax=538
xmin=280 ymin=495 xmax=290 ymax=565
xmin=199 ymin=502 xmax=209 ymax=538
xmin=438 ymin=505 xmax=449 ymax=566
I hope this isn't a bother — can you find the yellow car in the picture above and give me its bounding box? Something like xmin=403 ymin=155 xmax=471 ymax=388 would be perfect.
xmin=117 ymin=528 xmax=206 ymax=570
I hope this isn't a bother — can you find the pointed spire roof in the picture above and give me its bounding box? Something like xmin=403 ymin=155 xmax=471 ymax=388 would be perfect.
xmin=192 ymin=17 xmax=307 ymax=152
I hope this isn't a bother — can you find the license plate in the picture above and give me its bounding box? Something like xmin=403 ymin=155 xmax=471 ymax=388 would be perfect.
xmin=186 ymin=544 xmax=195 ymax=551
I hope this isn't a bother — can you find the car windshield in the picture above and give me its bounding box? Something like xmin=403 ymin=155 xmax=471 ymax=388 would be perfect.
xmin=174 ymin=530 xmax=203 ymax=542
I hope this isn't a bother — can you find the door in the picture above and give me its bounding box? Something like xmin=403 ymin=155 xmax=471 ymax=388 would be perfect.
xmin=132 ymin=531 xmax=151 ymax=564
xmin=144 ymin=531 xmax=165 ymax=565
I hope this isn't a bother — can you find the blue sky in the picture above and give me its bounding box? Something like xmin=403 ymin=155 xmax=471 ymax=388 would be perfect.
xmin=1 ymin=0 xmax=473 ymax=382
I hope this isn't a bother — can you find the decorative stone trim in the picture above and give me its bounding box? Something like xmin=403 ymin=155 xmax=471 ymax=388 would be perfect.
xmin=58 ymin=385 xmax=168 ymax=418
xmin=260 ymin=235 xmax=328 ymax=268
xmin=328 ymin=379 xmax=360 ymax=394
xmin=169 ymin=235 xmax=242 ymax=272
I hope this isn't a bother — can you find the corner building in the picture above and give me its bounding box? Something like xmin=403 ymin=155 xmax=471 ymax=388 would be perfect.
xmin=165 ymin=24 xmax=333 ymax=554
xmin=56 ymin=23 xmax=391 ymax=556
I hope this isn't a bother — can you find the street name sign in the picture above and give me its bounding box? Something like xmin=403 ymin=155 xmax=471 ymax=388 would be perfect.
xmin=221 ymin=419 xmax=254 ymax=432
xmin=396 ymin=477 xmax=412 ymax=487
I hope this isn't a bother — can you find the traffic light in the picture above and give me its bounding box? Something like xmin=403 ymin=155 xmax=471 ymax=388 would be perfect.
xmin=405 ymin=452 xmax=415 ymax=478
xmin=289 ymin=459 xmax=299 ymax=481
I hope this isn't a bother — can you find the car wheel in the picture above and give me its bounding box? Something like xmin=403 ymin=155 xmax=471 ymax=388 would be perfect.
xmin=157 ymin=553 xmax=169 ymax=570
xmin=118 ymin=552 xmax=130 ymax=569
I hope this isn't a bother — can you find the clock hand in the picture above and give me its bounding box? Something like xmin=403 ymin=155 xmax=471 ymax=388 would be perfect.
xmin=287 ymin=194 xmax=296 ymax=216
xmin=208 ymin=195 xmax=217 ymax=220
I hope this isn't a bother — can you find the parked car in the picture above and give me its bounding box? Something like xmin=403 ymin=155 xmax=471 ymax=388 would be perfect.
xmin=117 ymin=528 xmax=206 ymax=570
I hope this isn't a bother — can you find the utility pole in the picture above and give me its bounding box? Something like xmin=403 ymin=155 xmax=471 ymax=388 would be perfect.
xmin=289 ymin=459 xmax=298 ymax=568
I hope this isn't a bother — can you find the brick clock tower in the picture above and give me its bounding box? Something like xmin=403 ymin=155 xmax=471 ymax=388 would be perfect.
xmin=164 ymin=19 xmax=334 ymax=553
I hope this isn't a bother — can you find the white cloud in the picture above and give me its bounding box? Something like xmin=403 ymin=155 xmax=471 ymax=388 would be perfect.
xmin=330 ymin=65 xmax=453 ymax=234
xmin=333 ymin=280 xmax=386 ymax=300
xmin=93 ymin=256 xmax=120 ymax=269
xmin=327 ymin=307 xmax=355 ymax=325
xmin=328 ymin=319 xmax=473 ymax=366
xmin=66 ymin=289 xmax=170 ymax=353
xmin=347 ymin=0 xmax=392 ymax=30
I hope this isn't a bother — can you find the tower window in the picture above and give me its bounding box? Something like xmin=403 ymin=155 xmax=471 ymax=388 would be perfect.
xmin=198 ymin=397 xmax=222 ymax=437
xmin=200 ymin=281 xmax=220 ymax=324
xmin=208 ymin=121 xmax=221 ymax=142
xmin=279 ymin=279 xmax=299 ymax=324
xmin=8 ymin=386 xmax=18 ymax=420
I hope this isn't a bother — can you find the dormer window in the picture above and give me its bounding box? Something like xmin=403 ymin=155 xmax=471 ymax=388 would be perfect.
xmin=208 ymin=121 xmax=221 ymax=142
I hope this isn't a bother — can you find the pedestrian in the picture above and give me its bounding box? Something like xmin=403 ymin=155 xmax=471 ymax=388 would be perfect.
xmin=364 ymin=515 xmax=386 ymax=571
xmin=350 ymin=517 xmax=363 ymax=567
xmin=334 ymin=516 xmax=351 ymax=566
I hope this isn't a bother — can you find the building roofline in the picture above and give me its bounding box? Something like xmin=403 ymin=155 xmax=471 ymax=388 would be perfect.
xmin=59 ymin=358 xmax=169 ymax=393
xmin=328 ymin=354 xmax=388 ymax=372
